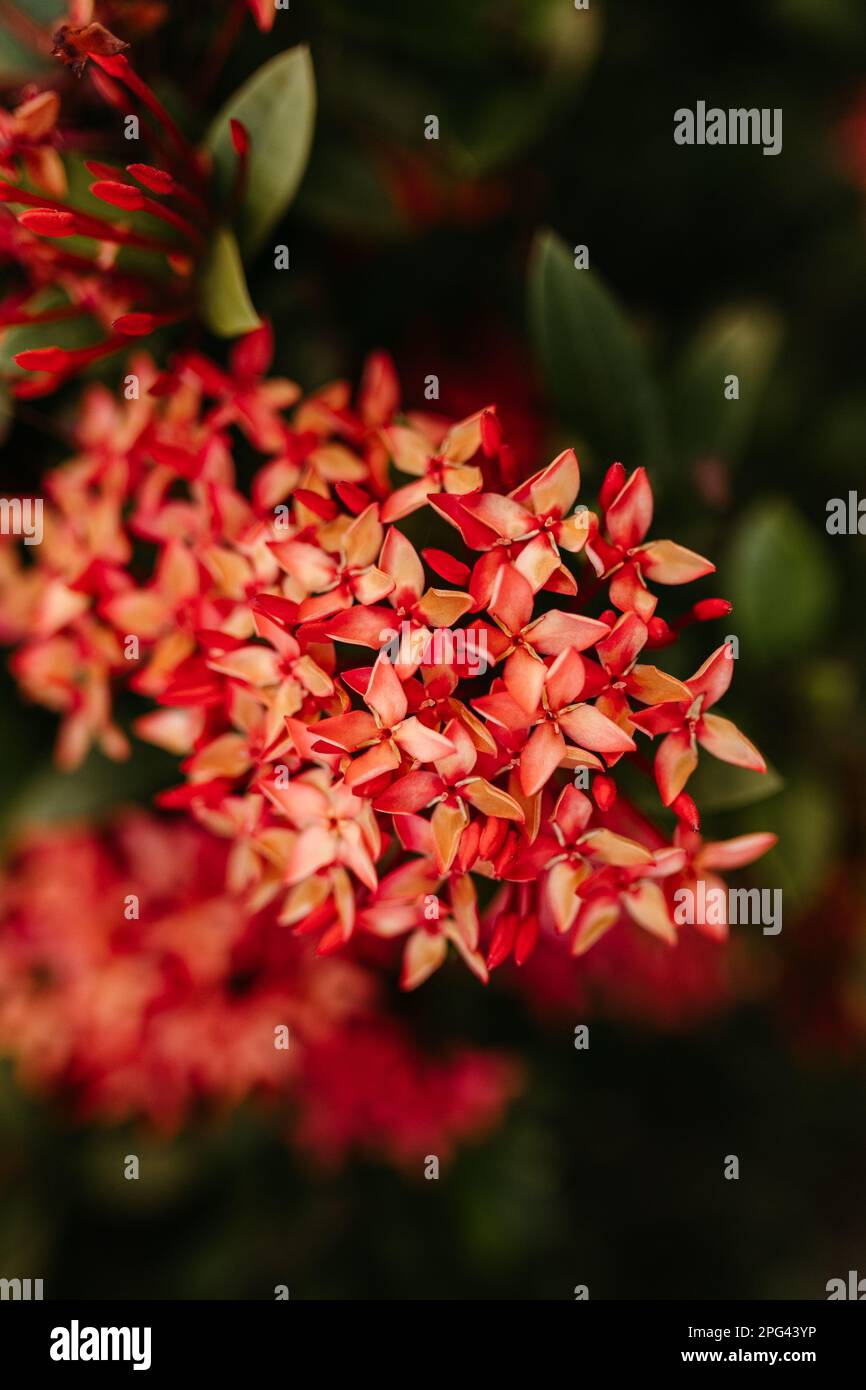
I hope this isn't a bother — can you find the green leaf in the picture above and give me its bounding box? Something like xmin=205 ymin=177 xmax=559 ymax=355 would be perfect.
xmin=0 ymin=287 xmax=102 ymax=379
xmin=684 ymin=756 xmax=784 ymax=814
xmin=725 ymin=497 xmax=837 ymax=660
xmin=0 ymin=0 xmax=63 ymax=78
xmin=205 ymin=45 xmax=316 ymax=256
xmin=198 ymin=227 xmax=262 ymax=339
xmin=527 ymin=229 xmax=665 ymax=468
xmin=741 ymin=778 xmax=838 ymax=911
xmin=672 ymin=305 xmax=782 ymax=467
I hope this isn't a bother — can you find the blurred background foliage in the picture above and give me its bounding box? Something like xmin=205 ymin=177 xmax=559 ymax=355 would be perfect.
xmin=2 ymin=0 xmax=866 ymax=1299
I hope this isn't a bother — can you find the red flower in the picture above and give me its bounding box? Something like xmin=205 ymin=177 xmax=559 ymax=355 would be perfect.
xmin=629 ymin=644 xmax=767 ymax=805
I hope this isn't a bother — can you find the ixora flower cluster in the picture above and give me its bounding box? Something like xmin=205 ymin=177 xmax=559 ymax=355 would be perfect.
xmin=0 ymin=320 xmax=777 ymax=991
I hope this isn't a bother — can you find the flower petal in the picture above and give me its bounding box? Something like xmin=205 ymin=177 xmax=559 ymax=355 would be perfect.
xmin=697 ymin=712 xmax=767 ymax=772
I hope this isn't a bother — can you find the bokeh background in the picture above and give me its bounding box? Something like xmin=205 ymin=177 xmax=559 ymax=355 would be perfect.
xmin=2 ymin=0 xmax=866 ymax=1299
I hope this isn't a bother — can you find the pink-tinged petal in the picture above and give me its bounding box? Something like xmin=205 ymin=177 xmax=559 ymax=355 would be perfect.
xmin=185 ymin=733 xmax=250 ymax=780
xmin=436 ymin=717 xmax=477 ymax=781
xmin=380 ymin=526 xmax=424 ymax=604
xmin=608 ymin=561 xmax=656 ymax=620
xmin=558 ymin=703 xmax=636 ymax=754
xmin=269 ymin=539 xmax=335 ymax=590
xmin=489 ymin=563 xmax=534 ymax=634
xmin=155 ymin=539 xmax=199 ymax=601
xmin=102 ymin=589 xmax=170 ymax=639
xmin=365 ymin=653 xmax=408 ymax=727
xmin=414 ymin=588 xmax=474 ymax=627
xmin=374 ymin=770 xmax=443 ymax=813
xmin=293 ymin=654 xmax=335 ymax=698
xmin=284 ymin=825 xmax=336 ymax=883
xmin=431 ymin=800 xmax=468 ymax=873
xmin=444 ymin=462 xmax=484 ymax=495
xmin=520 ymin=721 xmax=568 ymax=795
xmin=134 ymin=707 xmax=203 ymax=755
xmin=542 ymin=563 xmax=578 ymax=596
xmin=595 ymin=611 xmax=648 ymax=676
xmin=625 ymin=664 xmax=691 ymax=705
xmin=461 ymin=777 xmax=524 ymax=821
xmin=311 ymin=709 xmax=378 ymax=751
xmin=285 ymin=717 xmax=331 ymax=763
xmin=344 ymin=739 xmax=402 ymax=789
xmin=326 ymin=604 xmax=396 ymax=648
xmin=513 ymin=532 xmax=560 ymax=592
xmin=383 ymin=424 xmax=430 ymax=476
xmin=429 ymin=492 xmax=498 ymax=549
xmin=401 ymin=929 xmax=448 ymax=990
xmin=461 ymin=492 xmax=534 ymax=539
xmin=636 ymin=540 xmax=715 ymax=584
xmin=504 ymin=646 xmax=546 ymax=715
xmin=393 ymin=716 xmax=455 ymax=762
xmin=454 ymin=702 xmax=498 ymax=756
xmin=552 ymin=784 xmax=594 ymax=839
xmin=520 ymin=448 xmax=580 ymax=520
xmin=337 ymin=829 xmax=379 ymax=892
xmin=343 ymin=503 xmax=383 ymax=570
xmin=546 ymin=861 xmax=588 ymax=934
xmin=686 ymin=644 xmax=734 ymax=708
xmin=629 ymin=700 xmax=686 ymax=737
xmin=422 ymin=549 xmax=470 ymax=585
xmin=376 ymin=857 xmax=440 ymax=901
xmin=544 ymin=647 xmax=585 ymax=711
xmin=526 ymin=610 xmax=610 ymax=655
xmin=556 ymin=508 xmax=592 ymax=553
xmin=360 ymin=901 xmax=417 ymax=938
xmin=359 ymin=349 xmax=399 ymax=425
xmin=297 ymin=585 xmax=353 ymax=624
xmin=622 ymin=880 xmax=677 ymax=944
xmin=605 ymin=466 xmax=653 ymax=549
xmin=580 ymin=829 xmax=654 ymax=866
xmin=696 ymin=712 xmax=767 ymax=772
xmin=351 ymin=565 xmax=395 ymax=606
xmin=208 ymin=645 xmax=281 ymax=687
xmin=571 ymin=897 xmax=619 ymax=956
xmin=263 ymin=777 xmax=329 ymax=826
xmin=469 ymin=549 xmax=507 ymax=610
xmin=393 ymin=812 xmax=435 ymax=855
xmin=450 ymin=872 xmax=480 ymax=947
xmin=698 ymin=832 xmax=778 ymax=871
xmin=442 ymin=409 xmax=484 ymax=464
xmin=444 ymin=923 xmax=489 ymax=984
xmin=472 ymin=688 xmax=532 ymax=732
xmin=381 ymin=477 xmax=434 ymax=521
xmin=655 ymin=726 xmax=698 ymax=805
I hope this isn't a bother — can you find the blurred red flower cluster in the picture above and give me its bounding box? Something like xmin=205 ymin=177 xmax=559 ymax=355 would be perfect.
xmin=0 ymin=811 xmax=520 ymax=1164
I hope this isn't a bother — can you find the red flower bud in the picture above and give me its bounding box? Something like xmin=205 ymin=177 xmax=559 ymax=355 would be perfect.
xmin=593 ymin=774 xmax=617 ymax=811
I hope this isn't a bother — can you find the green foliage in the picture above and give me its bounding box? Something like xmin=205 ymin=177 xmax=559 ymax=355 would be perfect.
xmin=672 ymin=306 xmax=783 ymax=467
xmin=725 ymin=498 xmax=837 ymax=660
xmin=205 ymin=46 xmax=316 ymax=256
xmin=198 ymin=227 xmax=262 ymax=338
xmin=528 ymin=229 xmax=666 ymax=469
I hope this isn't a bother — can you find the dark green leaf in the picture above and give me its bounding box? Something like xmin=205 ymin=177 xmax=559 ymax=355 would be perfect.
xmin=527 ymin=228 xmax=665 ymax=468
